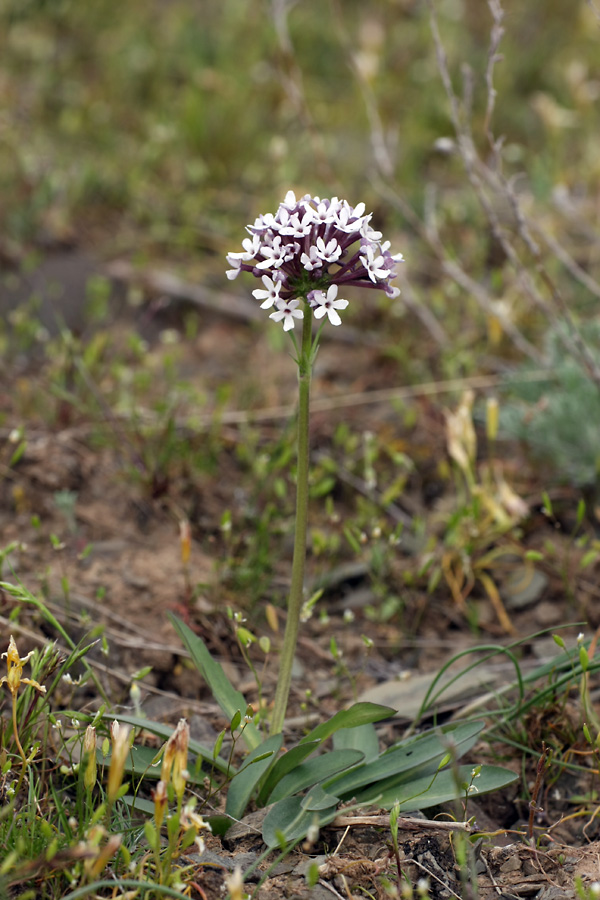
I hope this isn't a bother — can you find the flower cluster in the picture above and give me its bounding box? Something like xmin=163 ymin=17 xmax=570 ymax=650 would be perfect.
xmin=227 ymin=191 xmax=403 ymax=331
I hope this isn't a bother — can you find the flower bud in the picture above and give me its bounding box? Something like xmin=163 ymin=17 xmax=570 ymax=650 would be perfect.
xmin=152 ymin=779 xmax=168 ymax=830
xmin=87 ymin=833 xmax=123 ymax=879
xmin=486 ymin=396 xmax=499 ymax=443
xmin=161 ymin=718 xmax=189 ymax=802
xmin=83 ymin=725 xmax=97 ymax=792
xmin=445 ymin=390 xmax=476 ymax=477
xmin=225 ymin=866 xmax=245 ymax=900
xmin=180 ymin=519 xmax=191 ymax=565
xmin=107 ymin=723 xmax=131 ymax=805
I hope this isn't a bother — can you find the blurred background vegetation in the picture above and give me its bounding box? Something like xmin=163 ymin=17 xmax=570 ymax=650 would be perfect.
xmin=1 ymin=0 xmax=598 ymax=256
xmin=1 ymin=0 xmax=599 ymax=492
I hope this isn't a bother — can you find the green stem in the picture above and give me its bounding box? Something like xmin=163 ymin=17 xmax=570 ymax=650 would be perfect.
xmin=270 ymin=307 xmax=313 ymax=736
xmin=12 ymin=694 xmax=28 ymax=795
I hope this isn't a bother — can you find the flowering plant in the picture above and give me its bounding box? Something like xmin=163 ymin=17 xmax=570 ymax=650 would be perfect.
xmin=227 ymin=192 xmax=402 ymax=736
xmin=227 ymin=191 xmax=403 ymax=330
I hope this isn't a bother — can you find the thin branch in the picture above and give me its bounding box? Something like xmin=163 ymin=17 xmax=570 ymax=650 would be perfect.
xmin=332 ymin=813 xmax=473 ymax=832
xmin=529 ymin=221 xmax=600 ymax=301
xmin=483 ymin=0 xmax=505 ymax=150
xmin=374 ymin=172 xmax=544 ymax=364
xmin=395 ymin=267 xmax=450 ymax=348
xmin=427 ymin=0 xmax=600 ymax=394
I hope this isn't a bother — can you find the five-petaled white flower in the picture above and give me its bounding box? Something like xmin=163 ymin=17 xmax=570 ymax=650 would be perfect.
xmin=252 ymin=275 xmax=282 ymax=309
xmin=360 ymin=243 xmax=389 ymax=282
xmin=269 ymin=298 xmax=304 ymax=332
xmin=315 ymin=237 xmax=342 ymax=263
xmin=311 ymin=285 xmax=348 ymax=327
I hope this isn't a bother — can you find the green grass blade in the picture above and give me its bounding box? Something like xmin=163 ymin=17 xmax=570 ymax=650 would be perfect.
xmin=168 ymin=613 xmax=261 ymax=751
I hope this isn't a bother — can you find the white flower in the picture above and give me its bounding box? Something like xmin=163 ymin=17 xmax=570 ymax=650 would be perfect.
xmin=226 ymin=257 xmax=243 ymax=280
xmin=360 ymin=244 xmax=388 ymax=281
xmin=252 ymin=275 xmax=282 ymax=309
xmin=381 ymin=240 xmax=404 ymax=263
xmin=227 ymin=235 xmax=260 ymax=262
xmin=313 ymin=199 xmax=338 ymax=224
xmin=311 ymin=284 xmax=348 ymax=326
xmin=248 ymin=212 xmax=277 ymax=233
xmin=256 ymin=235 xmax=297 ymax=269
xmin=226 ymin=235 xmax=261 ymax=278
xmin=269 ymin=298 xmax=304 ymax=331
xmin=335 ymin=200 xmax=364 ymax=232
xmin=282 ymin=190 xmax=297 ymax=209
xmin=360 ymin=219 xmax=382 ymax=241
xmin=301 ymin=246 xmax=323 ymax=271
xmin=280 ymin=210 xmax=314 ymax=237
xmin=315 ymin=236 xmax=343 ymax=263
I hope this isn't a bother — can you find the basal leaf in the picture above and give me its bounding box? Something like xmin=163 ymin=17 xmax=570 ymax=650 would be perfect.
xmin=333 ymin=722 xmax=380 ymax=763
xmin=121 ymin=794 xmax=156 ymax=815
xmin=352 ymin=763 xmax=518 ymax=810
xmin=168 ymin=613 xmax=260 ymax=751
xmin=326 ymin=721 xmax=484 ymax=798
xmin=268 ymin=749 xmax=364 ymax=804
xmin=301 ymin=784 xmax=341 ymax=811
xmin=262 ymin=796 xmax=338 ymax=848
xmin=226 ymin=734 xmax=283 ymax=821
xmin=300 ymin=702 xmax=394 ymax=746
xmin=257 ymin=740 xmax=320 ymax=806
xmin=206 ymin=815 xmax=232 ymax=837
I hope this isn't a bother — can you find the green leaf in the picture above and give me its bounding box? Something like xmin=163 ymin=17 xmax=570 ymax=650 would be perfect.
xmin=333 ymin=722 xmax=380 ymax=763
xmin=326 ymin=721 xmax=484 ymax=799
xmin=262 ymin=796 xmax=338 ymax=848
xmin=300 ymin=702 xmax=394 ymax=746
xmin=262 ymin=703 xmax=390 ymax=805
xmin=206 ymin=815 xmax=232 ymax=836
xmin=576 ymin=498 xmax=586 ymax=528
xmin=168 ymin=613 xmax=260 ymax=751
xmin=181 ymin=827 xmax=198 ymax=851
xmin=9 ymin=440 xmax=27 ymax=467
xmin=144 ymin=820 xmax=158 ymax=850
xmin=226 ymin=734 xmax=283 ymax=821
xmin=103 ymin=714 xmax=230 ymax=775
xmin=353 ymin=763 xmax=518 ymax=810
xmin=121 ymin=794 xmax=156 ymax=815
xmin=257 ymin=740 xmax=320 ymax=807
xmin=213 ymin=729 xmax=226 ymax=759
xmin=268 ymin=749 xmax=364 ymax=804
xmin=301 ymin=784 xmax=340 ymax=811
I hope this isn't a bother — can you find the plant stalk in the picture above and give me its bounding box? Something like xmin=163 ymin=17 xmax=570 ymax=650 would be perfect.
xmin=270 ymin=307 xmax=313 ymax=736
